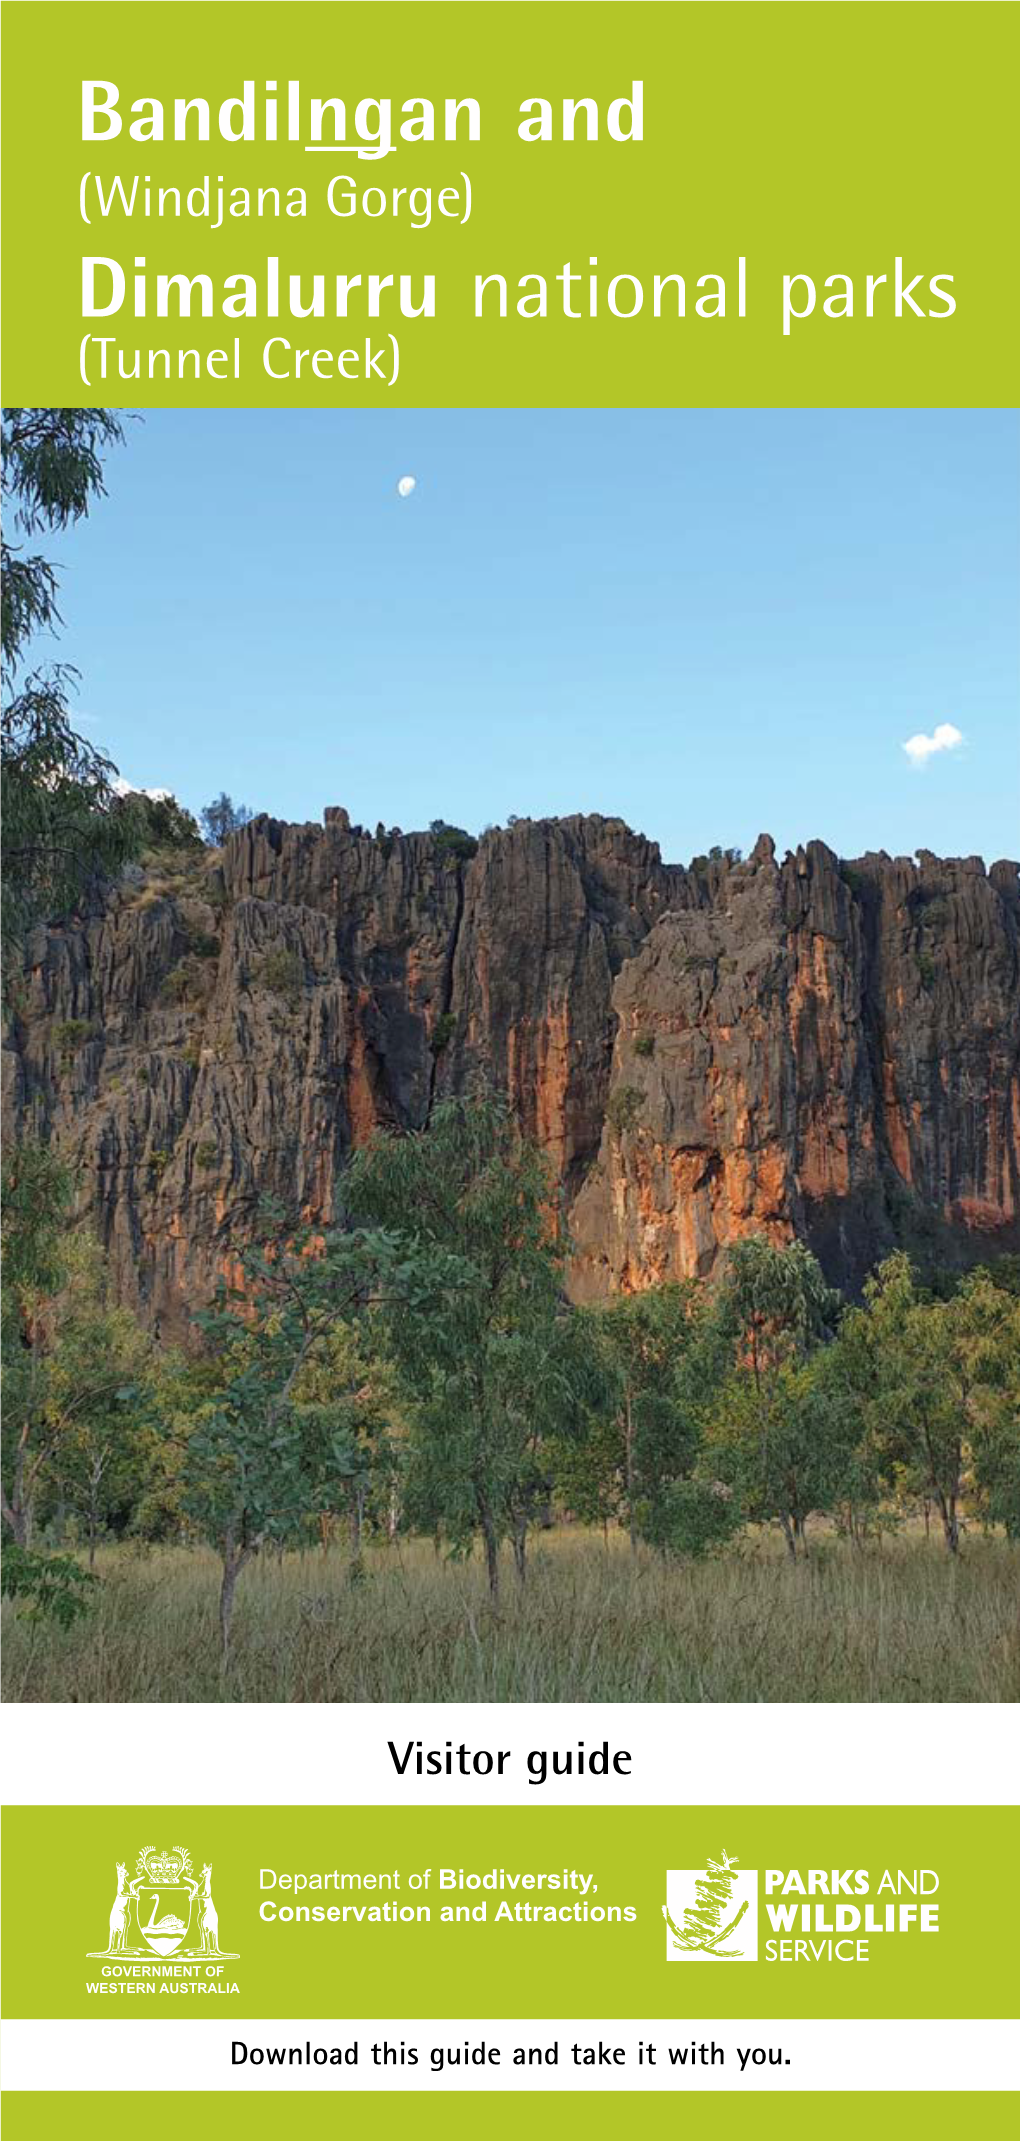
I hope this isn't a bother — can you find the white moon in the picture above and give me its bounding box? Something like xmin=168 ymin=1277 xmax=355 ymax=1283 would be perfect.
xmin=396 ymin=474 xmax=417 ymax=498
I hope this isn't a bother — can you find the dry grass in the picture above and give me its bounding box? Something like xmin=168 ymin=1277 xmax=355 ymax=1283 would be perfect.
xmin=3 ymin=1527 xmax=1018 ymax=1703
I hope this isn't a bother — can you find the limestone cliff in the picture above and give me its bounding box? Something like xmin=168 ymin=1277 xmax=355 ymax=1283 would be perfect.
xmin=4 ymin=811 xmax=1017 ymax=1326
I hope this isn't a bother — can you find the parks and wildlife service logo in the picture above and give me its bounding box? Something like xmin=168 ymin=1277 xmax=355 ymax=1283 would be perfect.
xmin=663 ymin=1850 xmax=758 ymax=1961
xmin=87 ymin=1843 xmax=239 ymax=1968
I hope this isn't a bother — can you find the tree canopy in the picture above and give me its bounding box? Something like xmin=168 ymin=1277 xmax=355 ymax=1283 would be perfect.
xmin=2 ymin=407 xmax=141 ymax=951
xmin=200 ymin=793 xmax=254 ymax=846
xmin=343 ymin=1094 xmax=602 ymax=1595
xmin=3 ymin=1100 xmax=1018 ymax=1646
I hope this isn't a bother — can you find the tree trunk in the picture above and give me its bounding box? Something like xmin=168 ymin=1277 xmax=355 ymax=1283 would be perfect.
xmin=780 ymin=1513 xmax=797 ymax=1561
xmin=219 ymin=1556 xmax=239 ymax=1661
xmin=625 ymin=1395 xmax=637 ymax=1553
xmin=922 ymin=1424 xmax=961 ymax=1554
xmin=481 ymin=1517 xmax=499 ymax=1605
xmin=2 ymin=1497 xmax=28 ymax=1549
xmin=219 ymin=1537 xmax=256 ymax=1661
xmin=3 ymin=1446 xmax=32 ymax=1547
xmin=512 ymin=1514 xmax=527 ymax=1586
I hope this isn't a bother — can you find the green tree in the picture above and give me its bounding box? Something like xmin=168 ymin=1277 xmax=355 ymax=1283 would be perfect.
xmin=343 ymin=1094 xmax=596 ymax=1599
xmin=122 ymin=1344 xmax=215 ymax=1543
xmin=547 ymin=1396 xmax=625 ymax=1545
xmin=179 ymin=1222 xmax=399 ymax=1655
xmin=636 ymin=1296 xmax=738 ymax=1555
xmin=721 ymin=1235 xmax=837 ymax=1375
xmin=1 ymin=1144 xmax=75 ymax=1546
xmin=836 ymin=1257 xmax=946 ymax=1545
xmin=707 ymin=1236 xmax=843 ymax=1556
xmin=131 ymin=791 xmax=203 ymax=852
xmin=708 ymin=1349 xmax=860 ymax=1555
xmin=200 ymin=793 xmax=253 ymax=845
xmin=578 ymin=1285 xmax=700 ymax=1549
xmin=289 ymin=1321 xmax=404 ymax=1558
xmin=957 ymin=1272 xmax=1020 ymax=1539
xmin=836 ymin=1255 xmax=1020 ymax=1551
xmin=1 ymin=1149 xmax=151 ymax=1559
xmin=40 ymin=1238 xmax=153 ymax=1567
xmin=428 ymin=819 xmax=478 ymax=862
xmin=2 ymin=408 xmax=140 ymax=950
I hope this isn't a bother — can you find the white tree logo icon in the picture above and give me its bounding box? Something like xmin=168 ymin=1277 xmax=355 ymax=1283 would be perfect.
xmin=663 ymin=1852 xmax=756 ymax=1960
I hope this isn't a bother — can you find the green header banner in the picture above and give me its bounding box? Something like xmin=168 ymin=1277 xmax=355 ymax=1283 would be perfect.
xmin=4 ymin=2102 xmax=1018 ymax=2141
xmin=2 ymin=1804 xmax=1015 ymax=2021
xmin=1 ymin=0 xmax=1017 ymax=406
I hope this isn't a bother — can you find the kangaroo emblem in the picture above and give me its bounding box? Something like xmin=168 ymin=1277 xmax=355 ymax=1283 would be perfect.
xmin=198 ymin=1864 xmax=220 ymax=1955
xmin=107 ymin=1863 xmax=130 ymax=1953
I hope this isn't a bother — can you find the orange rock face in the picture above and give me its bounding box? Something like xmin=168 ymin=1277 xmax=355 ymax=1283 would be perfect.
xmin=571 ymin=836 xmax=1019 ymax=1296
xmin=3 ymin=813 xmax=1017 ymax=1328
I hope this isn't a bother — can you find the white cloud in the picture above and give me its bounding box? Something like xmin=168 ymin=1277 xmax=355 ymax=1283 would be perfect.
xmin=396 ymin=474 xmax=417 ymax=498
xmin=901 ymin=722 xmax=964 ymax=768
xmin=112 ymin=777 xmax=173 ymax=800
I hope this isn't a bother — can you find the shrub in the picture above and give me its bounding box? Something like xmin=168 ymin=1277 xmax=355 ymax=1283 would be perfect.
xmin=161 ymin=962 xmax=191 ymax=1004
xmin=255 ymin=947 xmax=304 ymax=1011
xmin=429 ymin=820 xmax=478 ymax=864
xmin=640 ymin=1478 xmax=739 ymax=1559
xmin=131 ymin=793 xmax=203 ymax=852
xmin=839 ymin=863 xmax=869 ymax=898
xmin=186 ymin=928 xmax=219 ymax=961
xmin=161 ymin=956 xmax=214 ymax=1007
xmin=606 ymin=1084 xmax=644 ymax=1136
xmin=430 ymin=1011 xmax=456 ymax=1056
xmin=194 ymin=1139 xmax=218 ymax=1170
xmin=633 ymin=1031 xmax=655 ymax=1058
xmin=1 ymin=1544 xmax=97 ymax=1627
xmin=912 ymin=888 xmax=950 ymax=923
xmin=53 ymin=1018 xmax=90 ymax=1063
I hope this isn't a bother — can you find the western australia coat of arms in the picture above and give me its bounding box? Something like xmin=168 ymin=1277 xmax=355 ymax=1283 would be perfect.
xmin=87 ymin=1843 xmax=239 ymax=1960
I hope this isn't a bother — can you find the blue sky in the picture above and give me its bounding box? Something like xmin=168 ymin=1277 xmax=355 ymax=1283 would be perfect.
xmin=46 ymin=407 xmax=1018 ymax=865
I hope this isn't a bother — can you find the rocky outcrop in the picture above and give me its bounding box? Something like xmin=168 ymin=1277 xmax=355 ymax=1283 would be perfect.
xmin=4 ymin=811 xmax=1018 ymax=1327
xmin=570 ymin=836 xmax=1020 ymax=1294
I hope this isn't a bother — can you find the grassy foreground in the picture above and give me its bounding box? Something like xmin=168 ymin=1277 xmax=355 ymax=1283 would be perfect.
xmin=3 ymin=1528 xmax=1018 ymax=1702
